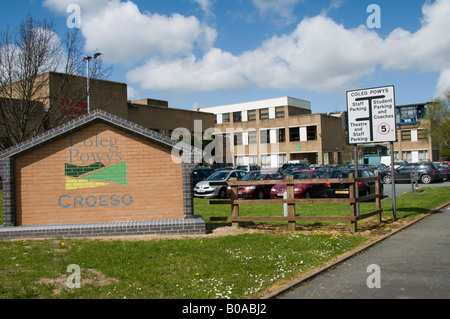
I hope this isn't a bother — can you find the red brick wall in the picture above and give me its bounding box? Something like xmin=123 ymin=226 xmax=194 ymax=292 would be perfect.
xmin=14 ymin=123 xmax=184 ymax=226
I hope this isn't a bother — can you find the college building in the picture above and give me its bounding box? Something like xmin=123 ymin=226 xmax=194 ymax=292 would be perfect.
xmin=200 ymin=97 xmax=347 ymax=167
xmin=360 ymin=103 xmax=438 ymax=164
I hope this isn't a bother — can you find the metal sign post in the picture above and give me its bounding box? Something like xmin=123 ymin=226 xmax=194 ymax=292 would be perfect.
xmin=390 ymin=142 xmax=397 ymax=220
xmin=354 ymin=145 xmax=360 ymax=217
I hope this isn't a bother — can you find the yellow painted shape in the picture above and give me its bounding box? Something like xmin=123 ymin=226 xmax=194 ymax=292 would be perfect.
xmin=65 ymin=177 xmax=109 ymax=190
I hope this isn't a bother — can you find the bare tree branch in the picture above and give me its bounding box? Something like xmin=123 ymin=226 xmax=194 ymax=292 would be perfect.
xmin=0 ymin=15 xmax=112 ymax=150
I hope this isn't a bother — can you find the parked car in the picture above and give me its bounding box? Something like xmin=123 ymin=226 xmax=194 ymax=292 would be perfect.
xmin=270 ymin=170 xmax=328 ymax=199
xmin=433 ymin=162 xmax=449 ymax=180
xmin=229 ymin=170 xmax=285 ymax=199
xmin=194 ymin=170 xmax=247 ymax=198
xmin=282 ymin=165 xmax=309 ymax=174
xmin=234 ymin=164 xmax=260 ymax=173
xmin=308 ymin=164 xmax=328 ymax=171
xmin=192 ymin=167 xmax=215 ymax=187
xmin=281 ymin=162 xmax=308 ymax=171
xmin=326 ymin=169 xmax=382 ymax=198
xmin=392 ymin=160 xmax=408 ymax=169
xmin=382 ymin=163 xmax=442 ymax=184
xmin=370 ymin=163 xmax=391 ymax=183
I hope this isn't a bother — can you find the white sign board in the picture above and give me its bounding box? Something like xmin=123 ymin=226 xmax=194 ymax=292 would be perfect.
xmin=347 ymin=85 xmax=396 ymax=144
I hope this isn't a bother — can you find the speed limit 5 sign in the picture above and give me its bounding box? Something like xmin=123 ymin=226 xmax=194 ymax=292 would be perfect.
xmin=347 ymin=85 xmax=397 ymax=144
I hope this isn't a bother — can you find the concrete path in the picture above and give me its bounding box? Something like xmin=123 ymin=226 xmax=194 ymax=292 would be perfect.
xmin=279 ymin=205 xmax=450 ymax=299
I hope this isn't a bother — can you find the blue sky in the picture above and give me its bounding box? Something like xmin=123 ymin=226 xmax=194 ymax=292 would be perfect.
xmin=1 ymin=0 xmax=450 ymax=113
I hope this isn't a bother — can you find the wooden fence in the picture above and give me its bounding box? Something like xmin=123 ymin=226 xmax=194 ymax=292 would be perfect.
xmin=209 ymin=173 xmax=383 ymax=232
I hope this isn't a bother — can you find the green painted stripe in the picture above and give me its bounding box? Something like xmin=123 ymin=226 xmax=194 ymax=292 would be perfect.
xmin=80 ymin=162 xmax=127 ymax=185
xmin=65 ymin=162 xmax=106 ymax=178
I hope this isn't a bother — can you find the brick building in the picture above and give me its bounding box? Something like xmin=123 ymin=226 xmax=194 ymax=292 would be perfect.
xmin=360 ymin=103 xmax=438 ymax=164
xmin=0 ymin=71 xmax=214 ymax=150
xmin=201 ymin=97 xmax=347 ymax=166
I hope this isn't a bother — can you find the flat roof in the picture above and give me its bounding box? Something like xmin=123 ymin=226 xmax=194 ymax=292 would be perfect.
xmin=200 ymin=96 xmax=311 ymax=114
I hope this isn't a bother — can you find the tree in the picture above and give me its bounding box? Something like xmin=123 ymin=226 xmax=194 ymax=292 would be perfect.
xmin=0 ymin=15 xmax=111 ymax=150
xmin=426 ymin=90 xmax=450 ymax=160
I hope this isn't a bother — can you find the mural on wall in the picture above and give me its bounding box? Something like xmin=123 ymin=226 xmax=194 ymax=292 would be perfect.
xmin=64 ymin=162 xmax=127 ymax=190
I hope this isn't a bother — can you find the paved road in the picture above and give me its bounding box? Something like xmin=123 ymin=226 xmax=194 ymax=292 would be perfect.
xmin=279 ymin=204 xmax=450 ymax=299
xmin=383 ymin=178 xmax=450 ymax=198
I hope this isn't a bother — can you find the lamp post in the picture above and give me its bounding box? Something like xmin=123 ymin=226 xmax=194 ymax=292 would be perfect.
xmin=83 ymin=53 xmax=102 ymax=113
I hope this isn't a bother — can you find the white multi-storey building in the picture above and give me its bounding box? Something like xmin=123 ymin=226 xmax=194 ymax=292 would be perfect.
xmin=201 ymin=97 xmax=346 ymax=167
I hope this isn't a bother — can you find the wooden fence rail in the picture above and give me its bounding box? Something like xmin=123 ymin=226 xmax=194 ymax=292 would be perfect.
xmin=209 ymin=173 xmax=383 ymax=232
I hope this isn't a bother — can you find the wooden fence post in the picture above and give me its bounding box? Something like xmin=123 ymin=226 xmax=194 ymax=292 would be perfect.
xmin=349 ymin=173 xmax=357 ymax=232
xmin=230 ymin=177 xmax=239 ymax=228
xmin=286 ymin=175 xmax=296 ymax=231
xmin=375 ymin=172 xmax=382 ymax=224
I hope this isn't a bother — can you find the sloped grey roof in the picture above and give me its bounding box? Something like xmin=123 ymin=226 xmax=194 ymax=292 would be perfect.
xmin=0 ymin=109 xmax=198 ymax=160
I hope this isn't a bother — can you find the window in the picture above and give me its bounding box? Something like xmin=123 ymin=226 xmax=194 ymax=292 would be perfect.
xmin=275 ymin=106 xmax=285 ymax=118
xmin=260 ymin=108 xmax=269 ymax=120
xmin=316 ymin=171 xmax=326 ymax=179
xmin=363 ymin=147 xmax=378 ymax=155
xmin=260 ymin=129 xmax=269 ymax=144
xmin=289 ymin=127 xmax=300 ymax=142
xmin=418 ymin=151 xmax=428 ymax=162
xmin=278 ymin=128 xmax=286 ymax=143
xmin=402 ymin=151 xmax=412 ymax=162
xmin=247 ymin=110 xmax=256 ymax=121
xmin=401 ymin=130 xmax=411 ymax=141
xmin=223 ymin=133 xmax=231 ymax=147
xmin=233 ymin=111 xmax=242 ymax=123
xmin=222 ymin=113 xmax=230 ymax=123
xmin=260 ymin=154 xmax=286 ymax=168
xmin=307 ymin=126 xmax=317 ymax=141
xmin=396 ymin=106 xmax=419 ymax=123
xmin=272 ymin=172 xmax=285 ymax=180
xmin=278 ymin=154 xmax=286 ymax=166
xmin=234 ymin=132 xmax=243 ymax=145
xmin=229 ymin=171 xmax=247 ymax=181
xmin=260 ymin=155 xmax=271 ymax=167
xmin=248 ymin=130 xmax=257 ymax=145
xmin=418 ymin=129 xmax=428 ymax=141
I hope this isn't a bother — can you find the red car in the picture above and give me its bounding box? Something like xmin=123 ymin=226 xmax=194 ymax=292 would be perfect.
xmin=270 ymin=170 xmax=328 ymax=199
xmin=227 ymin=170 xmax=285 ymax=199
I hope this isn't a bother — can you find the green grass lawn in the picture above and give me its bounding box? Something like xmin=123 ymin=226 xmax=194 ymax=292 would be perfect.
xmin=0 ymin=233 xmax=367 ymax=299
xmin=0 ymin=187 xmax=449 ymax=299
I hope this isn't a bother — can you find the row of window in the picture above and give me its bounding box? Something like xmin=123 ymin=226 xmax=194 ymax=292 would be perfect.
xmin=215 ymin=126 xmax=317 ymax=145
xmin=217 ymin=106 xmax=285 ymax=124
xmin=400 ymin=129 xmax=428 ymax=142
xmin=394 ymin=151 xmax=429 ymax=162
xmin=235 ymin=154 xmax=287 ymax=168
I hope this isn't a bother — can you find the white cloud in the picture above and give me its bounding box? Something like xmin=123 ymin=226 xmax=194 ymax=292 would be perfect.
xmin=193 ymin=0 xmax=216 ymax=18
xmin=127 ymin=48 xmax=248 ymax=92
xmin=128 ymin=0 xmax=450 ymax=94
xmin=45 ymin=0 xmax=450 ymax=96
xmin=250 ymin=0 xmax=305 ymax=25
xmin=240 ymin=15 xmax=384 ymax=92
xmin=382 ymin=0 xmax=450 ymax=72
xmin=44 ymin=0 xmax=217 ymax=64
xmin=435 ymin=69 xmax=450 ymax=98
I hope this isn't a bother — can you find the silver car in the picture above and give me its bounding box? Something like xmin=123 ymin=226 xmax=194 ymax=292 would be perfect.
xmin=194 ymin=170 xmax=247 ymax=198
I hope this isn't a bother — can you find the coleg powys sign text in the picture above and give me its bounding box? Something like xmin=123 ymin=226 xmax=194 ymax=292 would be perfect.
xmin=347 ymin=85 xmax=396 ymax=144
